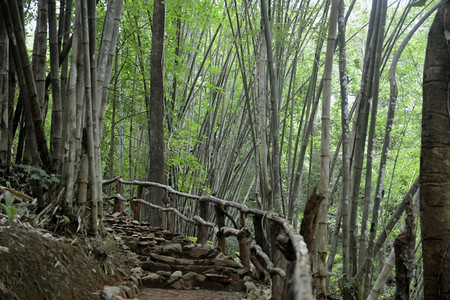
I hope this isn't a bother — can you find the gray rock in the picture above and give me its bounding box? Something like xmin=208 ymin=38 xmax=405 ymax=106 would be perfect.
xmin=182 ymin=272 xmax=206 ymax=289
xmin=245 ymin=281 xmax=258 ymax=292
xmin=162 ymin=243 xmax=182 ymax=255
xmin=131 ymin=267 xmax=143 ymax=278
xmin=168 ymin=270 xmax=183 ymax=284
xmin=129 ymin=275 xmax=140 ymax=287
xmin=171 ymin=279 xmax=184 ymax=290
xmin=118 ymin=284 xmax=134 ymax=298
xmin=229 ymin=279 xmax=245 ymax=292
xmin=102 ymin=286 xmax=126 ymax=300
xmin=141 ymin=272 xmax=164 ymax=288
xmin=156 ymin=270 xmax=172 ymax=277
xmin=185 ymin=246 xmax=211 ymax=258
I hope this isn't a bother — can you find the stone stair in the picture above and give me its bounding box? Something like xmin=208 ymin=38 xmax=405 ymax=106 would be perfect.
xmin=102 ymin=214 xmax=267 ymax=299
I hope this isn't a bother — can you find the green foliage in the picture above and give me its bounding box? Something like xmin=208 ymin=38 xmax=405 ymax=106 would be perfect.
xmin=0 ymin=191 xmax=17 ymax=222
xmin=56 ymin=215 xmax=70 ymax=223
xmin=187 ymin=236 xmax=212 ymax=244
xmin=15 ymin=164 xmax=60 ymax=189
xmin=166 ymin=129 xmax=210 ymax=194
xmin=188 ymin=236 xmax=197 ymax=243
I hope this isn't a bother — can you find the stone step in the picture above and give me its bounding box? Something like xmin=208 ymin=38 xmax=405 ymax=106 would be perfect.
xmin=102 ymin=214 xmax=268 ymax=298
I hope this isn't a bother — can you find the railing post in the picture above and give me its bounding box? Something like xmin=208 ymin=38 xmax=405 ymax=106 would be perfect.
xmin=165 ymin=193 xmax=175 ymax=232
xmin=114 ymin=180 xmax=124 ymax=214
xmin=197 ymin=200 xmax=209 ymax=244
xmin=271 ymin=221 xmax=287 ymax=300
xmin=238 ymin=211 xmax=251 ymax=268
xmin=215 ymin=204 xmax=227 ymax=254
xmin=131 ymin=186 xmax=143 ymax=221
xmin=253 ymin=214 xmax=270 ymax=256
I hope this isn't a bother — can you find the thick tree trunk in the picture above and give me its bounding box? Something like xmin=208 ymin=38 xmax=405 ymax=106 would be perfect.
xmin=421 ymin=2 xmax=450 ymax=298
xmin=146 ymin=0 xmax=166 ymax=227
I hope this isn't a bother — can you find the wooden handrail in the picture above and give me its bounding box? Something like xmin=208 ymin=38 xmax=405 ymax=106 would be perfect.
xmin=102 ymin=176 xmax=313 ymax=299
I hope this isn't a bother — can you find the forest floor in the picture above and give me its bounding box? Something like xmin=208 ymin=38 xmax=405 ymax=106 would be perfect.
xmin=0 ymin=167 xmax=269 ymax=299
xmin=0 ymin=212 xmax=269 ymax=299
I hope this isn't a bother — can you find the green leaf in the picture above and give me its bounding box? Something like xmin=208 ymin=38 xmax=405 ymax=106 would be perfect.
xmin=4 ymin=191 xmax=14 ymax=207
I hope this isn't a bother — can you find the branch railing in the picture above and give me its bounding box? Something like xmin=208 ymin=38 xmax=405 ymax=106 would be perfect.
xmin=102 ymin=176 xmax=313 ymax=300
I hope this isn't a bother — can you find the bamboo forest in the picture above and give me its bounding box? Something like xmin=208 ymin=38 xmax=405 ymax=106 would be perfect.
xmin=0 ymin=0 xmax=449 ymax=299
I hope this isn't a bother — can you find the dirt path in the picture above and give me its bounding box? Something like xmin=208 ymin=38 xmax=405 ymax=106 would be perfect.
xmin=137 ymin=288 xmax=245 ymax=300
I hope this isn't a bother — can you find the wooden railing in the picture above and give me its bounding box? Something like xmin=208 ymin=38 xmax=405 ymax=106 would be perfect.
xmin=103 ymin=176 xmax=313 ymax=300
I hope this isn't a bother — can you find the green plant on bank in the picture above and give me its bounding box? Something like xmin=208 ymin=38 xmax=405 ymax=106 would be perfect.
xmin=15 ymin=164 xmax=60 ymax=189
xmin=188 ymin=236 xmax=213 ymax=244
xmin=0 ymin=191 xmax=17 ymax=222
xmin=56 ymin=215 xmax=70 ymax=223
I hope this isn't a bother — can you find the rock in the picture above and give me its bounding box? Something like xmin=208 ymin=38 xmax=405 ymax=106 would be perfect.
xmin=168 ymin=270 xmax=183 ymax=284
xmin=150 ymin=253 xmax=177 ymax=264
xmin=131 ymin=267 xmax=143 ymax=278
xmin=138 ymin=240 xmax=157 ymax=247
xmin=245 ymin=281 xmax=258 ymax=293
xmin=129 ymin=275 xmax=140 ymax=287
xmin=162 ymin=243 xmax=182 ymax=255
xmin=213 ymin=258 xmax=243 ymax=268
xmin=204 ymin=273 xmax=232 ymax=284
xmin=236 ymin=268 xmax=251 ymax=276
xmin=156 ymin=270 xmax=172 ymax=277
xmin=207 ymin=247 xmax=221 ymax=258
xmin=103 ymin=286 xmax=124 ymax=300
xmin=141 ymin=273 xmax=164 ymax=288
xmin=247 ymin=289 xmax=266 ymax=300
xmin=119 ymin=284 xmax=134 ymax=298
xmin=142 ymin=261 xmax=172 ymax=272
xmin=229 ymin=279 xmax=245 ymax=292
xmin=183 ymin=244 xmax=194 ymax=250
xmin=171 ymin=279 xmax=184 ymax=290
xmin=162 ymin=230 xmax=174 ymax=239
xmin=185 ymin=246 xmax=211 ymax=258
xmin=181 ymin=272 xmax=206 ymax=289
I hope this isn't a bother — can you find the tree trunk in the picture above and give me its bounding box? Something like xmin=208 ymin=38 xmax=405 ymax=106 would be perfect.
xmin=394 ymin=190 xmax=416 ymax=300
xmin=421 ymin=2 xmax=450 ymax=298
xmin=316 ymin=0 xmax=337 ymax=297
xmin=48 ymin=0 xmax=63 ymax=171
xmin=362 ymin=1 xmax=388 ymax=297
xmin=260 ymin=0 xmax=282 ymax=214
xmin=337 ymin=0 xmax=351 ymax=286
xmin=146 ymin=0 xmax=166 ymax=227
xmin=80 ymin=0 xmax=99 ymax=235
xmin=31 ymin=0 xmax=48 ymax=120
xmin=0 ymin=14 xmax=10 ymax=168
xmin=0 ymin=0 xmax=50 ymax=168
